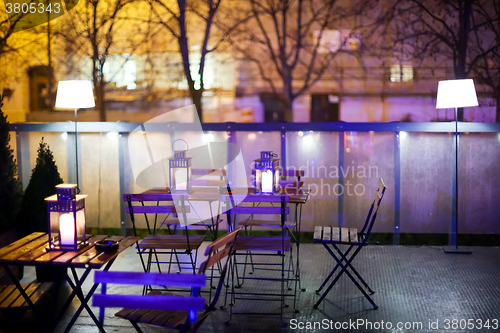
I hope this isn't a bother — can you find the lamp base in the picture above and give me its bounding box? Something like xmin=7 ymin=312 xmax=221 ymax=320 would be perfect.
xmin=442 ymin=246 xmax=472 ymax=254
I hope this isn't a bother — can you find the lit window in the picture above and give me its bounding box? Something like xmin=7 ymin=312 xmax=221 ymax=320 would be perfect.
xmin=103 ymin=56 xmax=137 ymax=90
xmin=390 ymin=65 xmax=413 ymax=82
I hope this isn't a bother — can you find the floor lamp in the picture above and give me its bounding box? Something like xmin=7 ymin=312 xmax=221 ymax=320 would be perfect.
xmin=436 ymin=79 xmax=478 ymax=254
xmin=55 ymin=80 xmax=95 ymax=192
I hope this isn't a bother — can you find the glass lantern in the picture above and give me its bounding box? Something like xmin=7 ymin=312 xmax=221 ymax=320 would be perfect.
xmin=254 ymin=151 xmax=280 ymax=194
xmin=169 ymin=140 xmax=192 ymax=193
xmin=45 ymin=184 xmax=87 ymax=251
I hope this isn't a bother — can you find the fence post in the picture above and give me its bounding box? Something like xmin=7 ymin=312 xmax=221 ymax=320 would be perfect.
xmin=394 ymin=132 xmax=401 ymax=245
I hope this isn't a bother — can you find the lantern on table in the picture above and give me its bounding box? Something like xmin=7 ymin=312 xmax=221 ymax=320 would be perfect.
xmin=254 ymin=151 xmax=280 ymax=194
xmin=45 ymin=184 xmax=87 ymax=251
xmin=169 ymin=139 xmax=192 ymax=193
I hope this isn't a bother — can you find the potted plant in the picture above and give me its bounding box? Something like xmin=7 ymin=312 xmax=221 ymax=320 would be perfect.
xmin=17 ymin=139 xmax=65 ymax=282
xmin=0 ymin=94 xmax=24 ymax=282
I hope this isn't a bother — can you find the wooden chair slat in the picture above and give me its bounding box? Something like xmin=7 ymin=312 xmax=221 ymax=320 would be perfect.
xmin=332 ymin=228 xmax=340 ymax=242
xmin=204 ymin=229 xmax=238 ymax=256
xmin=349 ymin=228 xmax=358 ymax=243
xmin=115 ymin=308 xmax=135 ymax=319
xmin=322 ymin=227 xmax=332 ymax=242
xmin=161 ymin=310 xmax=190 ymax=328
xmin=150 ymin=309 xmax=184 ymax=327
xmin=89 ymin=236 xmax=140 ymax=268
xmin=340 ymin=228 xmax=349 ymax=243
xmin=51 ymin=235 xmax=109 ymax=265
xmin=137 ymin=309 xmax=165 ymax=324
xmin=125 ymin=308 xmax=152 ymax=322
xmin=313 ymin=226 xmax=322 ymax=241
xmin=0 ymin=232 xmax=45 ymax=258
xmin=0 ymin=235 xmax=49 ymax=263
xmin=203 ymin=247 xmax=231 ymax=270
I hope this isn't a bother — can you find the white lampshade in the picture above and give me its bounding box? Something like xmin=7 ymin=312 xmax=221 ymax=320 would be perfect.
xmin=55 ymin=80 xmax=95 ymax=109
xmin=436 ymin=79 xmax=478 ymax=109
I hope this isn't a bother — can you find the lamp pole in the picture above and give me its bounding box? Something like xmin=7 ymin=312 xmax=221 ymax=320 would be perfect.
xmin=443 ymin=106 xmax=472 ymax=253
xmin=75 ymin=107 xmax=79 ymax=193
xmin=436 ymin=79 xmax=476 ymax=254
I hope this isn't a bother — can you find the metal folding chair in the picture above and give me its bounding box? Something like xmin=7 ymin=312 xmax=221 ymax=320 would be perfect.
xmin=313 ymin=178 xmax=386 ymax=309
xmin=125 ymin=194 xmax=205 ymax=281
xmin=222 ymin=194 xmax=297 ymax=326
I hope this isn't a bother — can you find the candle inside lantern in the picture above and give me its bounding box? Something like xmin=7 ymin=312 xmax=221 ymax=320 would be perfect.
xmin=262 ymin=170 xmax=273 ymax=193
xmin=59 ymin=213 xmax=75 ymax=246
xmin=175 ymin=169 xmax=187 ymax=191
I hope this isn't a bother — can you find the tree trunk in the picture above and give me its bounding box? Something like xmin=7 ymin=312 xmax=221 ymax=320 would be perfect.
xmin=283 ymin=97 xmax=293 ymax=122
xmin=96 ymin=81 xmax=106 ymax=122
xmin=92 ymin=64 xmax=106 ymax=122
xmin=190 ymin=88 xmax=203 ymax=122
xmin=283 ymin=71 xmax=294 ymax=122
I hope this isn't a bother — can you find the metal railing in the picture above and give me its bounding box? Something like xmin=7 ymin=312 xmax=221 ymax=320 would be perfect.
xmin=10 ymin=121 xmax=500 ymax=244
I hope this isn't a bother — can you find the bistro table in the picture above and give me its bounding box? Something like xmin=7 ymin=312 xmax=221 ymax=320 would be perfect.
xmin=0 ymin=232 xmax=139 ymax=333
xmin=124 ymin=187 xmax=310 ymax=288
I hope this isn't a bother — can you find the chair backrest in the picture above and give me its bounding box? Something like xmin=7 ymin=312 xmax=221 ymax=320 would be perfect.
xmin=124 ymin=193 xmax=191 ymax=235
xmin=222 ymin=194 xmax=289 ymax=231
xmin=361 ymin=178 xmax=386 ymax=241
xmin=198 ymin=228 xmax=240 ymax=310
xmin=93 ymin=228 xmax=241 ymax=329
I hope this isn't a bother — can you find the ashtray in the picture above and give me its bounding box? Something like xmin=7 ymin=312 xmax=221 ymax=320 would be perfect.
xmin=95 ymin=240 xmax=119 ymax=253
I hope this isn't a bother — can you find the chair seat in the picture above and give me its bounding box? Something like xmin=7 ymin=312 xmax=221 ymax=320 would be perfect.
xmin=139 ymin=235 xmax=206 ymax=250
xmin=313 ymin=226 xmax=361 ymax=245
xmin=234 ymin=236 xmax=291 ymax=251
xmin=238 ymin=219 xmax=295 ymax=229
xmin=115 ymin=291 xmax=201 ymax=329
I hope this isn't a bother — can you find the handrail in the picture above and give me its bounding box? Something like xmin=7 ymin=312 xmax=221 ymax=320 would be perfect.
xmin=9 ymin=121 xmax=500 ymax=133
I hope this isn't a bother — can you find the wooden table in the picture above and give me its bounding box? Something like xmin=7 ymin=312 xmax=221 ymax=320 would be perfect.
xmin=0 ymin=232 xmax=139 ymax=333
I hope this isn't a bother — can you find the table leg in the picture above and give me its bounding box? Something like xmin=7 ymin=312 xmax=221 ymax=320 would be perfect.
xmin=0 ymin=264 xmax=52 ymax=333
xmin=63 ymin=267 xmax=106 ymax=333
xmin=62 ymin=259 xmax=117 ymax=333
